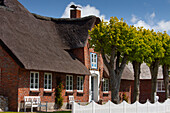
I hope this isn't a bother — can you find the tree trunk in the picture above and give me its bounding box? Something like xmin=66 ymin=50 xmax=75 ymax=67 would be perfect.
xmin=163 ymin=64 xmax=169 ymax=100
xmin=149 ymin=59 xmax=160 ymax=103
xmin=110 ymin=70 xmax=122 ymax=104
xmin=101 ymin=49 xmax=128 ymax=104
xmin=132 ymin=61 xmax=141 ymax=103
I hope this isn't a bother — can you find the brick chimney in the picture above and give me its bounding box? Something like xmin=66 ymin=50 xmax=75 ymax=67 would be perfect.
xmin=70 ymin=5 xmax=81 ymax=18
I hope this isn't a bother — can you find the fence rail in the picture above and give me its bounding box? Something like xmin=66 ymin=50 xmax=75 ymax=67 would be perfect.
xmin=72 ymin=99 xmax=170 ymax=113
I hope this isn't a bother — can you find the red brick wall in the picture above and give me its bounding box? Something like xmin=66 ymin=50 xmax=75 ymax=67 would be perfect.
xmin=18 ymin=70 xmax=57 ymax=103
xmin=18 ymin=70 xmax=89 ymax=104
xmin=99 ymin=80 xmax=133 ymax=103
xmin=140 ymin=79 xmax=165 ymax=103
xmin=120 ymin=80 xmax=133 ymax=103
xmin=62 ymin=74 xmax=89 ymax=102
xmin=139 ymin=80 xmax=151 ymax=103
xmin=0 ymin=45 xmax=19 ymax=111
xmin=71 ymin=48 xmax=85 ymax=64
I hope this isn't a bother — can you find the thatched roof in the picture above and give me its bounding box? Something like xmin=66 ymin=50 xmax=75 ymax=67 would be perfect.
xmin=127 ymin=63 xmax=163 ymax=79
xmin=0 ymin=0 xmax=100 ymax=75
xmin=103 ymin=64 xmax=134 ymax=80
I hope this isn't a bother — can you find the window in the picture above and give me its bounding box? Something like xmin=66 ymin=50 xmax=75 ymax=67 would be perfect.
xmin=44 ymin=73 xmax=52 ymax=91
xmin=90 ymin=53 xmax=97 ymax=69
xmin=103 ymin=78 xmax=109 ymax=92
xmin=66 ymin=75 xmax=73 ymax=91
xmin=157 ymin=80 xmax=165 ymax=92
xmin=30 ymin=72 xmax=39 ymax=90
xmin=77 ymin=76 xmax=83 ymax=92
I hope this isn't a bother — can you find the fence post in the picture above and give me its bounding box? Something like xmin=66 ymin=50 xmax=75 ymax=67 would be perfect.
xmin=108 ymin=100 xmax=111 ymax=113
xmin=156 ymin=102 xmax=158 ymax=113
xmin=123 ymin=101 xmax=126 ymax=113
xmin=136 ymin=102 xmax=138 ymax=113
xmin=72 ymin=101 xmax=75 ymax=113
xmin=147 ymin=99 xmax=149 ymax=113
xmin=92 ymin=101 xmax=95 ymax=113
xmin=164 ymin=100 xmax=166 ymax=113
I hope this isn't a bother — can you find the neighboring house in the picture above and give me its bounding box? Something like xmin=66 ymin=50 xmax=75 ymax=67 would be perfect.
xmin=0 ymin=0 xmax=167 ymax=112
xmin=128 ymin=63 xmax=167 ymax=103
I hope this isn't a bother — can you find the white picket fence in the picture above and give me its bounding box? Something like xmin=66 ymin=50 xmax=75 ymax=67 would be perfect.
xmin=72 ymin=99 xmax=170 ymax=113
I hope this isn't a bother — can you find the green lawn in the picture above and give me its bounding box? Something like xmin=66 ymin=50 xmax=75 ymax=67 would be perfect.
xmin=3 ymin=111 xmax=71 ymax=113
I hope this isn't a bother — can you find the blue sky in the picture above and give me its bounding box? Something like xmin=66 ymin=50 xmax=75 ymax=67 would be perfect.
xmin=18 ymin=0 xmax=170 ymax=34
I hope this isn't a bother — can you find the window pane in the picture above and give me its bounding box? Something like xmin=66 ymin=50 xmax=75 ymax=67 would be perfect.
xmin=70 ymin=76 xmax=72 ymax=81
xmin=45 ymin=79 xmax=47 ymax=84
xmin=81 ymin=79 xmax=83 ymax=89
xmin=35 ymin=78 xmax=38 ymax=83
xmin=91 ymin=54 xmax=93 ymax=62
xmin=35 ymin=84 xmax=38 ymax=88
xmin=45 ymin=74 xmax=47 ymax=79
xmin=49 ymin=84 xmax=52 ymax=89
xmin=44 ymin=84 xmax=47 ymax=89
xmin=35 ymin=73 xmax=38 ymax=79
xmin=70 ymin=86 xmax=73 ymax=90
xmin=70 ymin=81 xmax=72 ymax=86
xmin=66 ymin=86 xmax=69 ymax=90
xmin=31 ymin=84 xmax=34 ymax=88
xmin=66 ymin=81 xmax=69 ymax=86
xmin=49 ymin=75 xmax=51 ymax=80
xmin=48 ymin=79 xmax=51 ymax=85
xmin=48 ymin=84 xmax=51 ymax=89
xmin=31 ymin=73 xmax=34 ymax=78
xmin=94 ymin=55 xmax=96 ymax=62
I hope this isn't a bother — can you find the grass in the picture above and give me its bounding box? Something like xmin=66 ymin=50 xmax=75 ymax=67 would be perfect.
xmin=3 ymin=111 xmax=71 ymax=113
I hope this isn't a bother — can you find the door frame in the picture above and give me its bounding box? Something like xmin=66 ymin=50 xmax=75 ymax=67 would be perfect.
xmin=89 ymin=70 xmax=100 ymax=102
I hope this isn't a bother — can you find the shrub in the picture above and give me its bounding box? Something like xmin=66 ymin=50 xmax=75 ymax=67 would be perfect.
xmin=122 ymin=93 xmax=129 ymax=103
xmin=55 ymin=79 xmax=64 ymax=109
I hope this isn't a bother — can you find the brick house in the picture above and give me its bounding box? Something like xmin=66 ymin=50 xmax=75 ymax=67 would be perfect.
xmin=0 ymin=0 xmax=168 ymax=112
xmin=127 ymin=63 xmax=168 ymax=103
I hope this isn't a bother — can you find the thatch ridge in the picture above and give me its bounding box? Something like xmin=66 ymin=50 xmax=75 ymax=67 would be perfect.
xmin=32 ymin=13 xmax=97 ymax=22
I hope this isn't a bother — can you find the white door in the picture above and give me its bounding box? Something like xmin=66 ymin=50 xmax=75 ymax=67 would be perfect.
xmin=89 ymin=70 xmax=100 ymax=102
xmin=91 ymin=76 xmax=94 ymax=100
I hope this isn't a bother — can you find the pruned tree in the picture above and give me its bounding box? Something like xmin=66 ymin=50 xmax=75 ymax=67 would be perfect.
xmin=128 ymin=28 xmax=153 ymax=103
xmin=160 ymin=32 xmax=170 ymax=100
xmin=144 ymin=31 xmax=165 ymax=103
xmin=89 ymin=17 xmax=138 ymax=103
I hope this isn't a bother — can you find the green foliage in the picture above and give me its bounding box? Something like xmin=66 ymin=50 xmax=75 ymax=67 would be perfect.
xmin=55 ymin=79 xmax=64 ymax=109
xmin=88 ymin=16 xmax=170 ymax=103
xmin=160 ymin=32 xmax=170 ymax=66
xmin=89 ymin=17 xmax=137 ymax=57
xmin=144 ymin=30 xmax=166 ymax=65
xmin=122 ymin=93 xmax=129 ymax=103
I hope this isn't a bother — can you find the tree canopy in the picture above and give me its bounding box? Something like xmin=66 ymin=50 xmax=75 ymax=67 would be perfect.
xmin=88 ymin=16 xmax=170 ymax=103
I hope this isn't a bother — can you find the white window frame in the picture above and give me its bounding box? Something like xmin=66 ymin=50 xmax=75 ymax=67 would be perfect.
xmin=157 ymin=80 xmax=165 ymax=92
xmin=90 ymin=53 xmax=97 ymax=69
xmin=66 ymin=75 xmax=73 ymax=91
xmin=77 ymin=76 xmax=84 ymax=92
xmin=44 ymin=73 xmax=52 ymax=91
xmin=30 ymin=71 xmax=39 ymax=91
xmin=103 ymin=78 xmax=109 ymax=93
